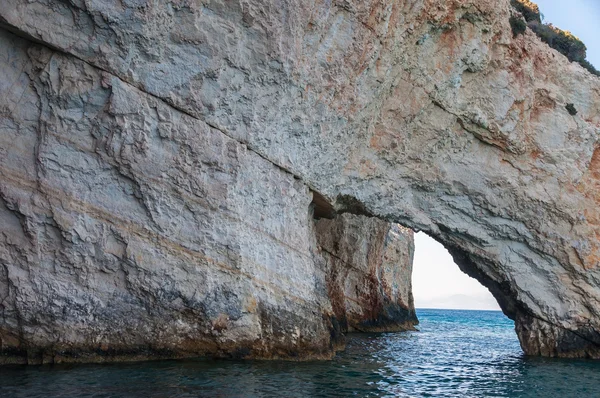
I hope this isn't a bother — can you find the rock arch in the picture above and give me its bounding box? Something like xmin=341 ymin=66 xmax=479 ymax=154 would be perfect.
xmin=1 ymin=0 xmax=600 ymax=360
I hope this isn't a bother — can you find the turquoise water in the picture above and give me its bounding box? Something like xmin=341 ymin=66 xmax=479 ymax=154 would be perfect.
xmin=2 ymin=309 xmax=600 ymax=397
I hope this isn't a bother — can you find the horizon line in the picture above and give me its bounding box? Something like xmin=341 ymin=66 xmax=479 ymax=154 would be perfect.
xmin=416 ymin=307 xmax=503 ymax=312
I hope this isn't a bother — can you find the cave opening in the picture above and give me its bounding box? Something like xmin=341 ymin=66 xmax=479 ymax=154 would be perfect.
xmin=309 ymin=190 xmax=520 ymax=351
xmin=412 ymin=231 xmax=502 ymax=311
xmin=410 ymin=231 xmax=523 ymax=358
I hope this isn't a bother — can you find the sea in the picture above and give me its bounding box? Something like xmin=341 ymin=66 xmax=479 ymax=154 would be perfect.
xmin=1 ymin=309 xmax=600 ymax=397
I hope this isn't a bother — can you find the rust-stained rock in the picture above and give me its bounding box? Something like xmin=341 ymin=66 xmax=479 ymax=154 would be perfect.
xmin=2 ymin=0 xmax=600 ymax=359
xmin=317 ymin=214 xmax=417 ymax=332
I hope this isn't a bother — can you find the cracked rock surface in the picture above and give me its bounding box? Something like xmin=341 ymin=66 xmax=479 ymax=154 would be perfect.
xmin=317 ymin=215 xmax=417 ymax=332
xmin=2 ymin=0 xmax=600 ymax=359
xmin=0 ymin=27 xmax=415 ymax=364
xmin=0 ymin=31 xmax=340 ymax=363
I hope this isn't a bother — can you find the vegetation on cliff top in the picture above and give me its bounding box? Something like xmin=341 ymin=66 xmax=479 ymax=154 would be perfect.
xmin=511 ymin=0 xmax=541 ymax=24
xmin=510 ymin=0 xmax=600 ymax=77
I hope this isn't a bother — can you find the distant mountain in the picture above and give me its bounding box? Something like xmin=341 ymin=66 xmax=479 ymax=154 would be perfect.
xmin=416 ymin=294 xmax=501 ymax=311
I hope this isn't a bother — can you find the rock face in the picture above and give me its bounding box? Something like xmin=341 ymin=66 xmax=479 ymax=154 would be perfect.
xmin=316 ymin=215 xmax=417 ymax=332
xmin=1 ymin=0 xmax=600 ymax=359
xmin=0 ymin=28 xmax=415 ymax=364
xmin=0 ymin=30 xmax=342 ymax=363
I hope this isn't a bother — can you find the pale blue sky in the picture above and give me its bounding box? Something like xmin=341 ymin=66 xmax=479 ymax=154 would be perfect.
xmin=412 ymin=1 xmax=599 ymax=310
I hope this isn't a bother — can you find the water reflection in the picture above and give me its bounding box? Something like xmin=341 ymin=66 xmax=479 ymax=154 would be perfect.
xmin=1 ymin=310 xmax=600 ymax=397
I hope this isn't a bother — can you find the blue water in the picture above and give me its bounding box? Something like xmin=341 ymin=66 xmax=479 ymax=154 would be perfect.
xmin=2 ymin=309 xmax=600 ymax=397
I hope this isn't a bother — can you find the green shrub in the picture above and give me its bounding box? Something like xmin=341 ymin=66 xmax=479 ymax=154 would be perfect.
xmin=510 ymin=0 xmax=541 ymax=23
xmin=510 ymin=0 xmax=599 ymax=77
xmin=529 ymin=22 xmax=587 ymax=62
xmin=566 ymin=103 xmax=577 ymax=116
xmin=578 ymin=59 xmax=600 ymax=77
xmin=510 ymin=16 xmax=527 ymax=37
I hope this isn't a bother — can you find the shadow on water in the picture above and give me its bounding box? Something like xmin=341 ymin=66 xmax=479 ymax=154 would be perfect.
xmin=2 ymin=309 xmax=600 ymax=397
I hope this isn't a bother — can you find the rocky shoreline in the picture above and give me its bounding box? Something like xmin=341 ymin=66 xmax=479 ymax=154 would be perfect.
xmin=2 ymin=0 xmax=600 ymax=362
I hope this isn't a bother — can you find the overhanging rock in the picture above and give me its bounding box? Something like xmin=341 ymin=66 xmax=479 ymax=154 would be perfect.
xmin=1 ymin=0 xmax=600 ymax=358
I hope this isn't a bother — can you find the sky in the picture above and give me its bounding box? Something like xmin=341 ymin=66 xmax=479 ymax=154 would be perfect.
xmin=534 ymin=0 xmax=600 ymax=69
xmin=412 ymin=233 xmax=501 ymax=310
xmin=412 ymin=1 xmax=599 ymax=311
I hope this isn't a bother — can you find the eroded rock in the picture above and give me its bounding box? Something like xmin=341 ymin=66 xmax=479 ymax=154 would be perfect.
xmin=0 ymin=28 xmax=419 ymax=363
xmin=0 ymin=30 xmax=339 ymax=363
xmin=317 ymin=214 xmax=417 ymax=332
xmin=1 ymin=0 xmax=600 ymax=358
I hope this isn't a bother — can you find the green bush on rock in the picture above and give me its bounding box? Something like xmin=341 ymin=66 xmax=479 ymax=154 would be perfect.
xmin=578 ymin=59 xmax=600 ymax=77
xmin=566 ymin=103 xmax=578 ymax=116
xmin=528 ymin=22 xmax=586 ymax=63
xmin=510 ymin=16 xmax=527 ymax=37
xmin=510 ymin=0 xmax=541 ymax=23
xmin=511 ymin=0 xmax=600 ymax=77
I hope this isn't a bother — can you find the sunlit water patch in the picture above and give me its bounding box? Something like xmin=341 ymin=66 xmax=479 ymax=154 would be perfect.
xmin=2 ymin=309 xmax=600 ymax=397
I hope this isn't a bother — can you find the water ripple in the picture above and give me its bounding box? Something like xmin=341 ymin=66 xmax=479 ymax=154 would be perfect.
xmin=2 ymin=309 xmax=600 ymax=397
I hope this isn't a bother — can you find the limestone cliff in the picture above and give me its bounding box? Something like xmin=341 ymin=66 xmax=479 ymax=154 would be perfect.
xmin=0 ymin=26 xmax=415 ymax=363
xmin=0 ymin=29 xmax=339 ymax=363
xmin=1 ymin=0 xmax=600 ymax=360
xmin=317 ymin=215 xmax=417 ymax=332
